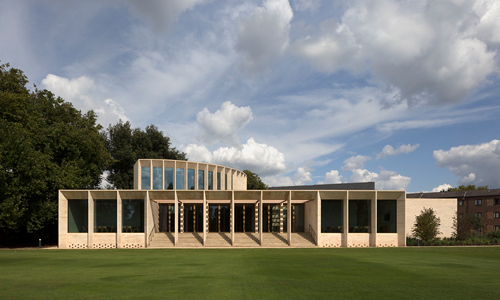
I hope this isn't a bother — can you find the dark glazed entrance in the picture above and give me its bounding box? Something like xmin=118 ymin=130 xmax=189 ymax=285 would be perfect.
xmin=208 ymin=204 xmax=230 ymax=232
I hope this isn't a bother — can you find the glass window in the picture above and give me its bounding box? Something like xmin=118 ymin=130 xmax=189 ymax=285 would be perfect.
xmin=122 ymin=199 xmax=144 ymax=232
xmin=321 ymin=200 xmax=343 ymax=233
xmin=458 ymin=199 xmax=463 ymax=206
xmin=349 ymin=200 xmax=371 ymax=233
xmin=208 ymin=171 xmax=213 ymax=190
xmin=176 ymin=168 xmax=185 ymax=190
xmin=494 ymin=212 xmax=500 ymax=219
xmin=225 ymin=174 xmax=228 ymax=190
xmin=188 ymin=169 xmax=195 ymax=190
xmin=494 ymin=199 xmax=499 ymax=205
xmin=217 ymin=172 xmax=221 ymax=190
xmin=164 ymin=167 xmax=173 ymax=190
xmin=198 ymin=170 xmax=204 ymax=190
xmin=494 ymin=225 xmax=500 ymax=231
xmin=94 ymin=200 xmax=117 ymax=233
xmin=68 ymin=200 xmax=88 ymax=233
xmin=153 ymin=167 xmax=162 ymax=190
xmin=141 ymin=167 xmax=150 ymax=190
xmin=377 ymin=200 xmax=397 ymax=233
xmin=475 ymin=199 xmax=482 ymax=206
xmin=475 ymin=212 xmax=482 ymax=218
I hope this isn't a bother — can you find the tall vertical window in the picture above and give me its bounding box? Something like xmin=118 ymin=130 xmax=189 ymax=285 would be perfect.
xmin=349 ymin=200 xmax=371 ymax=233
xmin=153 ymin=167 xmax=162 ymax=190
xmin=217 ymin=172 xmax=221 ymax=190
xmin=176 ymin=168 xmax=185 ymax=190
xmin=94 ymin=200 xmax=117 ymax=233
xmin=377 ymin=200 xmax=397 ymax=233
xmin=164 ymin=167 xmax=174 ymax=190
xmin=198 ymin=170 xmax=204 ymax=190
xmin=122 ymin=199 xmax=144 ymax=232
xmin=458 ymin=199 xmax=463 ymax=206
xmin=208 ymin=171 xmax=213 ymax=190
xmin=188 ymin=169 xmax=195 ymax=190
xmin=225 ymin=174 xmax=228 ymax=190
xmin=68 ymin=200 xmax=88 ymax=233
xmin=141 ymin=167 xmax=150 ymax=190
xmin=321 ymin=200 xmax=343 ymax=233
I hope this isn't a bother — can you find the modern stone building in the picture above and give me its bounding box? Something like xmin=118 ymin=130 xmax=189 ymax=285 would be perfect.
xmin=59 ymin=159 xmax=456 ymax=249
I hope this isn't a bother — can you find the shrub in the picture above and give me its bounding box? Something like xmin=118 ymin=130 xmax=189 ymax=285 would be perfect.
xmin=412 ymin=208 xmax=441 ymax=241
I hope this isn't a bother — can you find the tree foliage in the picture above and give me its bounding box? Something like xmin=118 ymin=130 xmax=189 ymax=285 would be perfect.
xmin=412 ymin=207 xmax=441 ymax=241
xmin=243 ymin=170 xmax=268 ymax=190
xmin=0 ymin=63 xmax=110 ymax=239
xmin=452 ymin=213 xmax=486 ymax=240
xmin=447 ymin=185 xmax=488 ymax=191
xmin=102 ymin=121 xmax=186 ymax=189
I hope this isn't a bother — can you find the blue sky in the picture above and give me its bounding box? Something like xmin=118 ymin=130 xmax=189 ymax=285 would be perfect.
xmin=1 ymin=0 xmax=499 ymax=192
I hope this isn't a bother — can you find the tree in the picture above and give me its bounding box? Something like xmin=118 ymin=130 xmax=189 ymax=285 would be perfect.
xmin=243 ymin=170 xmax=268 ymax=190
xmin=102 ymin=121 xmax=186 ymax=189
xmin=0 ymin=63 xmax=110 ymax=245
xmin=412 ymin=207 xmax=441 ymax=241
xmin=452 ymin=213 xmax=486 ymax=240
xmin=447 ymin=185 xmax=488 ymax=191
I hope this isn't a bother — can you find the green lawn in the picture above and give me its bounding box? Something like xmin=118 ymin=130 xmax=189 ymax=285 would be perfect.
xmin=1 ymin=247 xmax=499 ymax=299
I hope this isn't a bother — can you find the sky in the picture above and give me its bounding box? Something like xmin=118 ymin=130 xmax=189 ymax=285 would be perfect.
xmin=1 ymin=0 xmax=499 ymax=192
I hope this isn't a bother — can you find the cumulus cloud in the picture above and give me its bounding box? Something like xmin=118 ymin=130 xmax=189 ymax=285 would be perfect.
xmin=41 ymin=74 xmax=127 ymax=126
xmin=317 ymin=170 xmax=343 ymax=184
xmin=377 ymin=143 xmax=420 ymax=159
xmin=126 ymin=0 xmax=205 ymax=31
xmin=293 ymin=167 xmax=313 ymax=185
xmin=350 ymin=169 xmax=410 ymax=190
xmin=263 ymin=166 xmax=312 ymax=187
xmin=197 ymin=101 xmax=253 ymax=146
xmin=431 ymin=183 xmax=453 ymax=192
xmin=433 ymin=139 xmax=500 ymax=187
xmin=183 ymin=138 xmax=286 ymax=177
xmin=291 ymin=0 xmax=320 ymax=12
xmin=236 ymin=0 xmax=293 ymax=73
xmin=293 ymin=0 xmax=499 ymax=105
xmin=342 ymin=155 xmax=370 ymax=171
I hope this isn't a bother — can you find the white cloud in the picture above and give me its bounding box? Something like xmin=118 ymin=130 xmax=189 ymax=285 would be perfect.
xmin=236 ymin=0 xmax=293 ymax=73
xmin=342 ymin=155 xmax=371 ymax=171
xmin=197 ymin=101 xmax=253 ymax=146
xmin=433 ymin=139 xmax=500 ymax=187
xmin=350 ymin=169 xmax=411 ymax=190
xmin=41 ymin=74 xmax=127 ymax=127
xmin=431 ymin=183 xmax=453 ymax=192
xmin=183 ymin=138 xmax=287 ymax=177
xmin=293 ymin=0 xmax=499 ymax=105
xmin=293 ymin=167 xmax=313 ymax=185
xmin=377 ymin=144 xmax=420 ymax=159
xmin=126 ymin=0 xmax=205 ymax=31
xmin=318 ymin=170 xmax=343 ymax=184
xmin=291 ymin=0 xmax=320 ymax=12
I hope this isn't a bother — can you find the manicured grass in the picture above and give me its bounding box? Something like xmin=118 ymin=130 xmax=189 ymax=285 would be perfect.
xmin=1 ymin=247 xmax=499 ymax=299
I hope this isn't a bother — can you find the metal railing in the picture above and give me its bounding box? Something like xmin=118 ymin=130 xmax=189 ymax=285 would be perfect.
xmin=309 ymin=224 xmax=317 ymax=244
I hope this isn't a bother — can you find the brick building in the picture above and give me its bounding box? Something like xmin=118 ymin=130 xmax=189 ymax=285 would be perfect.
xmin=407 ymin=189 xmax=500 ymax=232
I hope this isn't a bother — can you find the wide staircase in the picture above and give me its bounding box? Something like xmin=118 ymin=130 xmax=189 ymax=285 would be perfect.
xmin=148 ymin=231 xmax=317 ymax=248
xmin=233 ymin=232 xmax=260 ymax=247
xmin=148 ymin=232 xmax=175 ymax=248
xmin=205 ymin=232 xmax=232 ymax=247
xmin=290 ymin=232 xmax=316 ymax=248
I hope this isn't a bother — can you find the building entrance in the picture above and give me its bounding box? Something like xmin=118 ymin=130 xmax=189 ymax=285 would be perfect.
xmin=234 ymin=204 xmax=255 ymax=232
xmin=159 ymin=204 xmax=176 ymax=232
xmin=184 ymin=204 xmax=204 ymax=232
xmin=208 ymin=204 xmax=230 ymax=232
xmin=263 ymin=204 xmax=281 ymax=232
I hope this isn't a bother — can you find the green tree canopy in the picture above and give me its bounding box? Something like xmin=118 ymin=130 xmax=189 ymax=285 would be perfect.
xmin=243 ymin=170 xmax=268 ymax=190
xmin=447 ymin=185 xmax=488 ymax=191
xmin=0 ymin=63 xmax=110 ymax=241
xmin=412 ymin=207 xmax=441 ymax=241
xmin=102 ymin=121 xmax=186 ymax=189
